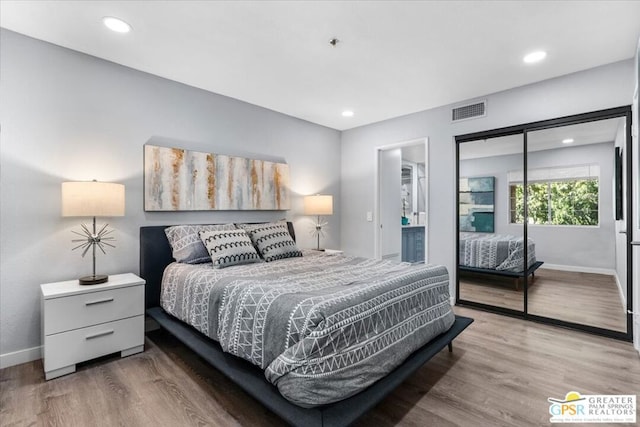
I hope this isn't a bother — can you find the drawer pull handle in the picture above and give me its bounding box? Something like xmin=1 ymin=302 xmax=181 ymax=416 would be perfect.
xmin=85 ymin=297 xmax=114 ymax=306
xmin=85 ymin=330 xmax=114 ymax=340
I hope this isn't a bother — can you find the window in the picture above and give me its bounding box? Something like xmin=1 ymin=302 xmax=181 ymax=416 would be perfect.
xmin=509 ymin=165 xmax=599 ymax=226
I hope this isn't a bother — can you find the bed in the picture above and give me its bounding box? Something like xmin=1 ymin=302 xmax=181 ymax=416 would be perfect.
xmin=141 ymin=222 xmax=473 ymax=426
xmin=458 ymin=233 xmax=543 ymax=289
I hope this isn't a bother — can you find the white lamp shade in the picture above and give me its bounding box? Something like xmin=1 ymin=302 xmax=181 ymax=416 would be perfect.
xmin=304 ymin=194 xmax=333 ymax=216
xmin=62 ymin=181 xmax=125 ymax=217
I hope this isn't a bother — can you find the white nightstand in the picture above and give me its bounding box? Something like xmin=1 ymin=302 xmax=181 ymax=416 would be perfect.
xmin=40 ymin=273 xmax=146 ymax=380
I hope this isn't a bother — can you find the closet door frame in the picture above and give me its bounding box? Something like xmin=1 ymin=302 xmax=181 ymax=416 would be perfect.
xmin=455 ymin=106 xmax=633 ymax=341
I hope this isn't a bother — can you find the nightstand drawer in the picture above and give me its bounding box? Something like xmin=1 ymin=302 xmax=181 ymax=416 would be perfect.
xmin=44 ymin=285 xmax=144 ymax=335
xmin=43 ymin=315 xmax=143 ymax=373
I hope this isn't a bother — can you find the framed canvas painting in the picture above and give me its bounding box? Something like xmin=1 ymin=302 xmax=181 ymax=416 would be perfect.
xmin=144 ymin=145 xmax=290 ymax=211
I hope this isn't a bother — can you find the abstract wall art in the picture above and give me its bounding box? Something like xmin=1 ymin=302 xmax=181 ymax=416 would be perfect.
xmin=459 ymin=176 xmax=495 ymax=232
xmin=144 ymin=145 xmax=290 ymax=211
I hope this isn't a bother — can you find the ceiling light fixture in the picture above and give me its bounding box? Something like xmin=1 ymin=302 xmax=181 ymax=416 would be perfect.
xmin=523 ymin=50 xmax=547 ymax=64
xmin=342 ymin=110 xmax=354 ymax=117
xmin=103 ymin=16 xmax=131 ymax=33
xmin=562 ymin=138 xmax=574 ymax=144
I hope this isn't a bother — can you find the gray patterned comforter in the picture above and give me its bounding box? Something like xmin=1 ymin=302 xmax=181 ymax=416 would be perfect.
xmin=161 ymin=250 xmax=454 ymax=407
xmin=459 ymin=233 xmax=536 ymax=272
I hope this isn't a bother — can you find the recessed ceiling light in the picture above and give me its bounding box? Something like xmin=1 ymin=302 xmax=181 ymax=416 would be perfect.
xmin=562 ymin=138 xmax=574 ymax=144
xmin=342 ymin=110 xmax=354 ymax=117
xmin=103 ymin=16 xmax=131 ymax=33
xmin=523 ymin=50 xmax=547 ymax=64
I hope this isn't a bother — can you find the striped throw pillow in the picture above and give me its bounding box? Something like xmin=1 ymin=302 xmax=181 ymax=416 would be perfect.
xmin=165 ymin=224 xmax=236 ymax=264
xmin=199 ymin=229 xmax=261 ymax=268
xmin=240 ymin=222 xmax=302 ymax=262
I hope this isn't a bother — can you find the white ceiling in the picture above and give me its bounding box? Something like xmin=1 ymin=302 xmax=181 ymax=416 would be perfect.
xmin=1 ymin=1 xmax=639 ymax=131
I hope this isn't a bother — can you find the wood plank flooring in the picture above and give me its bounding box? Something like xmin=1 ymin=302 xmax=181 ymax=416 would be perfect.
xmin=1 ymin=307 xmax=638 ymax=426
xmin=459 ymin=268 xmax=627 ymax=331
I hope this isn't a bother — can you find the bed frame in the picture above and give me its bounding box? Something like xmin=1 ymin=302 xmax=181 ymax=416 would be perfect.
xmin=140 ymin=224 xmax=473 ymax=427
xmin=459 ymin=261 xmax=544 ymax=290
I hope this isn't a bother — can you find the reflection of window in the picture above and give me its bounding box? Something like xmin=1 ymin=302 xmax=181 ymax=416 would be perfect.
xmin=509 ymin=165 xmax=599 ymax=226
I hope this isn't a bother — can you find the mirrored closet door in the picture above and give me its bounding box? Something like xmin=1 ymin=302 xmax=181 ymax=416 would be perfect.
xmin=457 ymin=133 xmax=525 ymax=313
xmin=525 ymin=117 xmax=628 ymax=333
xmin=456 ymin=107 xmax=633 ymax=340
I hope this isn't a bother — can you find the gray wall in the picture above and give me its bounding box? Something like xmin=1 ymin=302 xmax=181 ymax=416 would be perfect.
xmin=0 ymin=30 xmax=341 ymax=358
xmin=341 ymin=59 xmax=634 ymax=294
xmin=460 ymin=143 xmax=615 ymax=270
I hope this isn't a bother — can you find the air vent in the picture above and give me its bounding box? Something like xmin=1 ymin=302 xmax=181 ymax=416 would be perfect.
xmin=452 ymin=101 xmax=486 ymax=122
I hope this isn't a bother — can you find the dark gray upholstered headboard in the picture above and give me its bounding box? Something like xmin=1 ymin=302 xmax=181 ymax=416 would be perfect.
xmin=140 ymin=222 xmax=296 ymax=309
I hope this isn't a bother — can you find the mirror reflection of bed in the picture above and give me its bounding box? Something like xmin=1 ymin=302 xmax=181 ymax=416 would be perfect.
xmin=458 ymin=134 xmax=526 ymax=312
xmin=457 ymin=114 xmax=629 ymax=334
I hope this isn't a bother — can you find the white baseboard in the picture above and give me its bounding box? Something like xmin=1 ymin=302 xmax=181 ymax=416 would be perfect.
xmin=614 ymin=273 xmax=627 ymax=311
xmin=0 ymin=346 xmax=42 ymax=369
xmin=540 ymin=263 xmax=616 ymax=276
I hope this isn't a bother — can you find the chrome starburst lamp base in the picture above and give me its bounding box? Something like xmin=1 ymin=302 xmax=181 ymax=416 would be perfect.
xmin=310 ymin=215 xmax=329 ymax=251
xmin=72 ymin=216 xmax=116 ymax=285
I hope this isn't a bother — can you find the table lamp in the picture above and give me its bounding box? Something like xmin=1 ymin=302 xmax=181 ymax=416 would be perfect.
xmin=62 ymin=181 xmax=125 ymax=285
xmin=303 ymin=194 xmax=333 ymax=251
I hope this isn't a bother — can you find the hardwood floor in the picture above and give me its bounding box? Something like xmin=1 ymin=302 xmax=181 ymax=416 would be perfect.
xmin=460 ymin=268 xmax=627 ymax=332
xmin=2 ymin=307 xmax=638 ymax=426
xmin=459 ymin=272 xmax=525 ymax=311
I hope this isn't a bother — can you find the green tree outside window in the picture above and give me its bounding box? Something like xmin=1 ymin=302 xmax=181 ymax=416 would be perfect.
xmin=510 ymin=179 xmax=598 ymax=226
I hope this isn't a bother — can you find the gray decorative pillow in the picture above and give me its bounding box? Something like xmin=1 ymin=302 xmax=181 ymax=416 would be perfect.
xmin=165 ymin=224 xmax=236 ymax=264
xmin=239 ymin=222 xmax=302 ymax=262
xmin=199 ymin=229 xmax=261 ymax=268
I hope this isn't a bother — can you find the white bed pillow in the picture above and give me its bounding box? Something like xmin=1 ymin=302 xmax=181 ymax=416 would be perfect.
xmin=165 ymin=224 xmax=236 ymax=264
xmin=199 ymin=229 xmax=262 ymax=268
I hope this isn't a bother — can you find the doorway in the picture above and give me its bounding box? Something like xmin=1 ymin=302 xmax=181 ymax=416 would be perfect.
xmin=375 ymin=138 xmax=429 ymax=263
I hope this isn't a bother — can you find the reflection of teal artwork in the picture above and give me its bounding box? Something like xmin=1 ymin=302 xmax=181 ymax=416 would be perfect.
xmin=460 ymin=192 xmax=493 ymax=205
xmin=468 ymin=177 xmax=494 ymax=192
xmin=459 ymin=176 xmax=495 ymax=232
xmin=471 ymin=212 xmax=494 ymax=232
